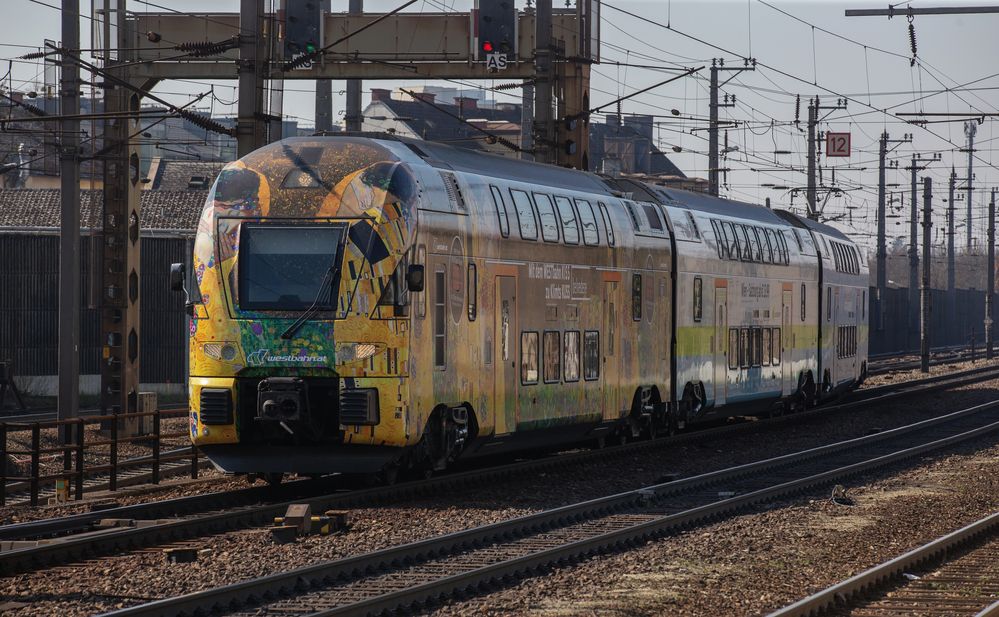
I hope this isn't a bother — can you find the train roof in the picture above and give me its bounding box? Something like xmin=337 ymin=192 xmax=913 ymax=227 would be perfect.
xmin=318 ymin=133 xmax=857 ymax=245
xmin=773 ymin=209 xmax=852 ymax=243
xmin=610 ymin=178 xmax=790 ymax=226
xmin=353 ymin=133 xmax=618 ymax=196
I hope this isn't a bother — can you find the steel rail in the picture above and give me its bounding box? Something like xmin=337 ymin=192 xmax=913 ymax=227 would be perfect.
xmin=768 ymin=511 xmax=999 ymax=617
xmin=102 ymin=399 xmax=999 ymax=617
xmin=4 ymin=362 xmax=999 ymax=576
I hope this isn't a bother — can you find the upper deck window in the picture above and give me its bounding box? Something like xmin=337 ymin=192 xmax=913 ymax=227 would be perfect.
xmin=599 ymin=202 xmax=616 ymax=246
xmin=643 ymin=204 xmax=664 ymax=231
xmin=237 ymin=223 xmax=346 ymax=311
xmin=554 ymin=196 xmax=580 ymax=245
xmin=490 ymin=185 xmax=510 ymax=238
xmin=533 ymin=193 xmax=560 ymax=243
xmin=576 ymin=199 xmax=600 ymax=246
xmin=510 ymin=189 xmax=538 ymax=241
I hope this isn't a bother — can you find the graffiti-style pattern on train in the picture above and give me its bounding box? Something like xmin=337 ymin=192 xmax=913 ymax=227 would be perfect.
xmin=173 ymin=134 xmax=868 ymax=478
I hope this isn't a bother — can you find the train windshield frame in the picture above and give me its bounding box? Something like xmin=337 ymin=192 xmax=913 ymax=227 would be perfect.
xmin=237 ymin=222 xmax=348 ymax=312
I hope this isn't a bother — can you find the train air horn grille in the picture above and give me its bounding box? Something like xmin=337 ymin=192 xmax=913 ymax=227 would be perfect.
xmin=200 ymin=388 xmax=233 ymax=425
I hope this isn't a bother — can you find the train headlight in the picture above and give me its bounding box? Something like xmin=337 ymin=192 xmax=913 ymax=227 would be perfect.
xmin=336 ymin=343 xmax=379 ymax=364
xmin=202 ymin=342 xmax=239 ymax=362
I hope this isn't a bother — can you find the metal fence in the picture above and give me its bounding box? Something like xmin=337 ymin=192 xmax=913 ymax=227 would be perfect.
xmin=0 ymin=232 xmax=188 ymax=386
xmin=0 ymin=407 xmax=196 ymax=506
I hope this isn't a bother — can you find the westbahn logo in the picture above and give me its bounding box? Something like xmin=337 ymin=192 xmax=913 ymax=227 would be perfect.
xmin=246 ymin=349 xmax=329 ymax=366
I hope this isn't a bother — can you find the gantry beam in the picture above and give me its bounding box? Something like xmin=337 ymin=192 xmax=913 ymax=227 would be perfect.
xmin=126 ymin=11 xmax=585 ymax=81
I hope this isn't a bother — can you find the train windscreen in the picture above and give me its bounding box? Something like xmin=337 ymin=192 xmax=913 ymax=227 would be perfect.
xmin=237 ymin=223 xmax=347 ymax=311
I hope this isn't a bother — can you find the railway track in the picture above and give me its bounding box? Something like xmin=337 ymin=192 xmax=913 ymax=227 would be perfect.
xmin=101 ymin=397 xmax=999 ymax=617
xmin=867 ymin=345 xmax=987 ymax=376
xmin=2 ymin=361 xmax=998 ymax=578
xmin=769 ymin=511 xmax=999 ymax=617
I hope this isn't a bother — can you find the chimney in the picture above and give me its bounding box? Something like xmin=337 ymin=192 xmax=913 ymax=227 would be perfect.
xmin=454 ymin=96 xmax=478 ymax=111
xmin=371 ymin=88 xmax=391 ymax=102
xmin=412 ymin=92 xmax=436 ymax=104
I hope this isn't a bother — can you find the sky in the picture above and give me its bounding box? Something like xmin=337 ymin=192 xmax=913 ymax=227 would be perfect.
xmin=3 ymin=0 xmax=999 ymax=252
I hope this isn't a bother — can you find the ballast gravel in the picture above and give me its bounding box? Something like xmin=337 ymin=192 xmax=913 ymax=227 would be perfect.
xmin=1 ymin=368 xmax=999 ymax=615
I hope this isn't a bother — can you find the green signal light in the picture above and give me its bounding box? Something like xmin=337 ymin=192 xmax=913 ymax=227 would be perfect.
xmin=306 ymin=43 xmax=317 ymax=53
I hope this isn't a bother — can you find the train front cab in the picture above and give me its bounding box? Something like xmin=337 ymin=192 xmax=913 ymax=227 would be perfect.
xmin=177 ymin=136 xmax=429 ymax=477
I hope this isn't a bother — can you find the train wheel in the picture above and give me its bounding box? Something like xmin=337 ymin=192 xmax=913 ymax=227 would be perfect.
xmin=379 ymin=465 xmax=400 ymax=486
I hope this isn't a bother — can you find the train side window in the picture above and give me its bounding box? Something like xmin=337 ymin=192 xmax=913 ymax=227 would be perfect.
xmin=740 ymin=328 xmax=750 ymax=368
xmin=576 ymin=199 xmax=600 ymax=246
xmin=749 ymin=227 xmax=763 ymax=262
xmin=826 ymin=287 xmax=832 ymax=321
xmin=711 ymin=221 xmax=726 ymax=258
xmin=510 ymin=189 xmax=538 ymax=241
xmin=762 ymin=328 xmax=771 ymax=366
xmin=521 ymin=331 xmax=539 ymax=384
xmin=738 ymin=226 xmax=753 ymax=261
xmin=643 ymin=204 xmax=663 ymax=231
xmin=632 ymin=273 xmax=643 ymax=321
xmin=583 ymin=331 xmax=600 ymax=380
xmin=564 ymin=331 xmax=580 ymax=382
xmin=543 ymin=331 xmax=561 ymax=383
xmin=761 ymin=229 xmax=774 ymax=263
xmin=623 ymin=201 xmax=642 ymax=231
xmin=728 ymin=328 xmax=739 ymax=369
xmin=467 ymin=263 xmax=477 ymax=321
xmin=800 ymin=283 xmax=806 ymax=321
xmin=554 ymin=196 xmax=580 ymax=245
xmin=490 ymin=185 xmax=510 ymax=238
xmin=753 ymin=328 xmax=763 ymax=366
xmin=722 ymin=221 xmax=738 ymax=260
xmin=771 ymin=327 xmax=781 ymax=364
xmin=599 ymin=202 xmax=616 ymax=246
xmin=862 ymin=290 xmax=866 ymax=319
xmin=533 ymin=193 xmax=560 ymax=243
xmin=779 ymin=232 xmax=790 ymax=264
xmin=686 ymin=210 xmax=701 ymax=238
xmin=434 ymin=268 xmax=446 ymax=368
xmin=693 ymin=276 xmax=703 ymax=322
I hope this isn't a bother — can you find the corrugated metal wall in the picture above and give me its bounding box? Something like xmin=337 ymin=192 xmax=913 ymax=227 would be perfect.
xmin=0 ymin=232 xmax=187 ymax=383
xmin=868 ymin=286 xmax=988 ymax=355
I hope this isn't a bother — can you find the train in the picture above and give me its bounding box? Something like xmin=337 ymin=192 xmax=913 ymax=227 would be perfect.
xmin=170 ymin=134 xmax=869 ymax=481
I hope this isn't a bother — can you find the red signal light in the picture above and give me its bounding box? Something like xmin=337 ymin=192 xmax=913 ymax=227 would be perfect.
xmin=482 ymin=40 xmax=494 ymax=52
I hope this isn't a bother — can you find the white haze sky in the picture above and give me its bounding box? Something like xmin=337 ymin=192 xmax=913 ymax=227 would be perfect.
xmin=3 ymin=0 xmax=999 ymax=251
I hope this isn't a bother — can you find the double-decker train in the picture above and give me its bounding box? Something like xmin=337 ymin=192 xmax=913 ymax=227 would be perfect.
xmin=172 ymin=134 xmax=868 ymax=480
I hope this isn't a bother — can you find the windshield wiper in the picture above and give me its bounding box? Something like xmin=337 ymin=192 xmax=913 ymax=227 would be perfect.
xmin=281 ymin=265 xmax=337 ymax=340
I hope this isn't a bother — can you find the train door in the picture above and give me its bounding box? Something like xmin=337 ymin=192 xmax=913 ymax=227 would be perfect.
xmin=713 ymin=284 xmax=727 ymax=406
xmin=782 ymin=288 xmax=793 ymax=394
xmin=494 ymin=276 xmax=517 ymax=435
xmin=603 ymin=280 xmax=619 ymax=417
